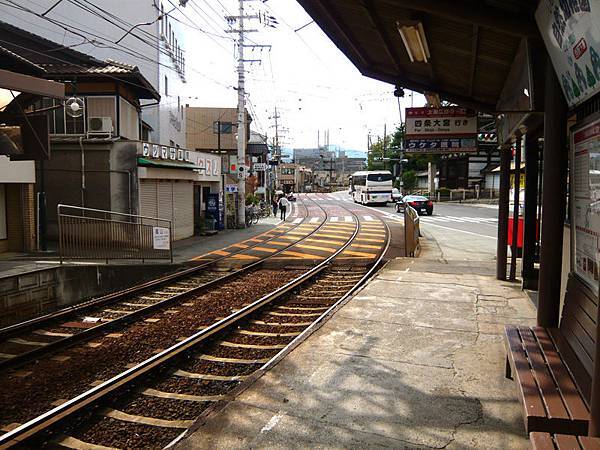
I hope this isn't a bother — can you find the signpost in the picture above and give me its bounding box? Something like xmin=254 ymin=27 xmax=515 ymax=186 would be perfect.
xmin=404 ymin=107 xmax=478 ymax=154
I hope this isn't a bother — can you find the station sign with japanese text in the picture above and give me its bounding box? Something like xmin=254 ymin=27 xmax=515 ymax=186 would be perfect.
xmin=405 ymin=107 xmax=477 ymax=154
xmin=405 ymin=138 xmax=477 ymax=154
xmin=536 ymin=0 xmax=600 ymax=108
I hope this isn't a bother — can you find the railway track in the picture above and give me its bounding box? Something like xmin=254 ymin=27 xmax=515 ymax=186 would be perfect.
xmin=0 ymin=196 xmax=319 ymax=372
xmin=0 ymin=198 xmax=391 ymax=448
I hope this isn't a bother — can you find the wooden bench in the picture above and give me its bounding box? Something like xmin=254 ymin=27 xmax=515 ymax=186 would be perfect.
xmin=504 ymin=275 xmax=597 ymax=435
xmin=530 ymin=432 xmax=600 ymax=449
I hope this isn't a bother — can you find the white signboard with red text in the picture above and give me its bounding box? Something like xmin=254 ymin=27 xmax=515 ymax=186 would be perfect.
xmin=536 ymin=0 xmax=600 ymax=108
xmin=405 ymin=107 xmax=477 ymax=154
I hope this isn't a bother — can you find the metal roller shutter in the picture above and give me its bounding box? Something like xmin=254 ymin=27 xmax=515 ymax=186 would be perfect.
xmin=157 ymin=181 xmax=174 ymax=225
xmin=139 ymin=180 xmax=158 ymax=219
xmin=173 ymin=181 xmax=193 ymax=239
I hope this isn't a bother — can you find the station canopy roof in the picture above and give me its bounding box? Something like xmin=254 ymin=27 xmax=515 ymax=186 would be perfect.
xmin=296 ymin=0 xmax=539 ymax=112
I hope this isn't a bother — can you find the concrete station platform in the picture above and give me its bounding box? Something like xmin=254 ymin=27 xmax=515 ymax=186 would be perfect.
xmin=178 ymin=237 xmax=536 ymax=449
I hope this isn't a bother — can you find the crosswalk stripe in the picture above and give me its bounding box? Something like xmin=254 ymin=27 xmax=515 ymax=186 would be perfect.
xmin=309 ymin=217 xmax=320 ymax=223
xmin=344 ymin=216 xmax=353 ymax=222
xmin=363 ymin=215 xmax=375 ymax=221
xmin=330 ymin=216 xmax=339 ymax=222
xmin=293 ymin=218 xmax=303 ymax=224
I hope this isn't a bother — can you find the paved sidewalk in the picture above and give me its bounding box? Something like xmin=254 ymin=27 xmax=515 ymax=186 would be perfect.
xmin=179 ymin=235 xmax=536 ymax=449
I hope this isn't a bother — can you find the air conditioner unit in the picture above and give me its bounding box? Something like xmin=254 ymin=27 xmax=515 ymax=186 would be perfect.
xmin=88 ymin=117 xmax=113 ymax=135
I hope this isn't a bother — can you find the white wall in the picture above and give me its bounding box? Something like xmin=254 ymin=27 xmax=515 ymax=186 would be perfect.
xmin=0 ymin=156 xmax=35 ymax=183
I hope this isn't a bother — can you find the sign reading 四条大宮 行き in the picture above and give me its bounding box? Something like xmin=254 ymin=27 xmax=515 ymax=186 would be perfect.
xmin=536 ymin=0 xmax=600 ymax=108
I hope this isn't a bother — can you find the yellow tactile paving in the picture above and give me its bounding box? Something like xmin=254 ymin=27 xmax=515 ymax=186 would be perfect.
xmin=250 ymin=246 xmax=278 ymax=253
xmin=350 ymin=243 xmax=381 ymax=250
xmin=340 ymin=250 xmax=378 ymax=258
xmin=294 ymin=244 xmax=337 ymax=253
xmin=230 ymin=254 xmax=261 ymax=260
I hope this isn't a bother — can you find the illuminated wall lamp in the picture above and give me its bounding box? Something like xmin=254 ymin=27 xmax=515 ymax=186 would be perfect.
xmin=396 ymin=21 xmax=431 ymax=63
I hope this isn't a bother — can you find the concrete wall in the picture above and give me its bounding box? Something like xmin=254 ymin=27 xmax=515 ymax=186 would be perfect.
xmin=0 ymin=263 xmax=180 ymax=328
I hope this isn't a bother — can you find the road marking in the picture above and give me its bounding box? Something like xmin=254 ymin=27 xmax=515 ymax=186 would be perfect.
xmin=340 ymin=250 xmax=377 ymax=258
xmin=293 ymin=218 xmax=303 ymax=224
xmin=354 ymin=237 xmax=385 ymax=243
xmin=330 ymin=216 xmax=339 ymax=222
xmin=344 ymin=216 xmax=353 ymax=222
xmin=251 ymin=246 xmax=278 ymax=253
xmin=358 ymin=232 xmax=385 ymax=237
xmin=7 ymin=338 xmax=51 ymax=347
xmin=423 ymin=222 xmax=497 ymax=239
xmin=351 ymin=243 xmax=381 ymax=249
xmin=280 ymin=250 xmax=325 ymax=259
xmin=304 ymin=238 xmax=346 ymax=245
xmin=363 ymin=215 xmax=375 ymax=221
xmin=295 ymin=244 xmax=337 ymax=253
xmin=210 ymin=250 xmax=229 ymax=256
xmin=237 ymin=329 xmax=301 ymax=337
xmin=309 ymin=217 xmax=320 ymax=223
xmin=231 ymin=254 xmax=261 ymax=260
xmin=313 ymin=233 xmax=352 ymax=239
xmin=229 ymin=243 xmax=249 ymax=249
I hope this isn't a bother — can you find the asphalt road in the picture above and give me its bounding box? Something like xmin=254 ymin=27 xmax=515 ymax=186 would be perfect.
xmin=331 ymin=191 xmax=499 ymax=261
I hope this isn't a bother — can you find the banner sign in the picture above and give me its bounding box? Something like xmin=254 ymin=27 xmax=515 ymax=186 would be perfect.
xmin=536 ymin=0 xmax=600 ymax=108
xmin=225 ymin=184 xmax=238 ymax=192
xmin=253 ymin=163 xmax=267 ymax=171
xmin=571 ymin=116 xmax=600 ymax=294
xmin=140 ymin=141 xmax=220 ymax=179
xmin=405 ymin=107 xmax=477 ymax=154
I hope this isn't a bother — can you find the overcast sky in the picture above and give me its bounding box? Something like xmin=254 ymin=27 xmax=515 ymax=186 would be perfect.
xmin=181 ymin=0 xmax=426 ymax=151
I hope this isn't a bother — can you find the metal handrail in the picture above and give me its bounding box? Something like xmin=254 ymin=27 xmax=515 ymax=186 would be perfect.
xmin=57 ymin=204 xmax=170 ymax=223
xmin=57 ymin=204 xmax=173 ymax=264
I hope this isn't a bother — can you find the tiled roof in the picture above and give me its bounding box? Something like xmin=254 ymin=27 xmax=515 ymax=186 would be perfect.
xmin=0 ymin=44 xmax=46 ymax=73
xmin=39 ymin=62 xmax=138 ymax=75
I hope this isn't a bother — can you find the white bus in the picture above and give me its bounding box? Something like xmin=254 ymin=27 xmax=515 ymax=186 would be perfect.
xmin=349 ymin=170 xmax=394 ymax=205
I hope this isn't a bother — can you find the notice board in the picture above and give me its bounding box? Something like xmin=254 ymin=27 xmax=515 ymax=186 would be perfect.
xmin=571 ymin=115 xmax=600 ymax=295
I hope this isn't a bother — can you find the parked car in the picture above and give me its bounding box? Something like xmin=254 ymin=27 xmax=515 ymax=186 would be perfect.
xmin=396 ymin=195 xmax=433 ymax=215
xmin=391 ymin=188 xmax=402 ymax=202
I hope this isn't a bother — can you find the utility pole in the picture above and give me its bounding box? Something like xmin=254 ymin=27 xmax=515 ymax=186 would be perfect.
xmin=225 ymin=3 xmax=264 ymax=227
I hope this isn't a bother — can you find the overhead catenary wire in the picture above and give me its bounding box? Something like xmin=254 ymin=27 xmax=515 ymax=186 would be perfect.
xmin=2 ymin=0 xmax=236 ymax=89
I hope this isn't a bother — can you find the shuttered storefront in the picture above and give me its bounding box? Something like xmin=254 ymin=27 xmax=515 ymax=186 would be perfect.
xmin=139 ymin=179 xmax=193 ymax=240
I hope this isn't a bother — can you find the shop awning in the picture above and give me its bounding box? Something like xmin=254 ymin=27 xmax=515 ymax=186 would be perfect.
xmin=137 ymin=157 xmax=202 ymax=171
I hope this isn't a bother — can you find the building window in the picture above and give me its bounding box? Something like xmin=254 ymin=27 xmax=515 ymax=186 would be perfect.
xmin=169 ymin=140 xmax=175 ymax=146
xmin=164 ymin=75 xmax=168 ymax=96
xmin=213 ymin=121 xmax=232 ymax=134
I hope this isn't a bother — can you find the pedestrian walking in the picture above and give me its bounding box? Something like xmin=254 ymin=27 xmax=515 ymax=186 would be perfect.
xmin=278 ymin=195 xmax=290 ymax=221
xmin=272 ymin=196 xmax=278 ymax=217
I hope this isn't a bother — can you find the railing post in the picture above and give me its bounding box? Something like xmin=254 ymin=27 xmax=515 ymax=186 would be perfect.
xmin=57 ymin=205 xmax=63 ymax=264
xmin=450 ymin=190 xmax=453 ymax=201
xmin=169 ymin=219 xmax=173 ymax=264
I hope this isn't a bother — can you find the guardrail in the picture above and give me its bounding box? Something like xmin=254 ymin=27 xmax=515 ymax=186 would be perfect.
xmin=58 ymin=204 xmax=173 ymax=264
xmin=404 ymin=205 xmax=420 ymax=257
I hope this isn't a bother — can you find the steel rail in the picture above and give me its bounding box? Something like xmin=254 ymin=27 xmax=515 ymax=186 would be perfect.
xmin=0 ymin=197 xmax=361 ymax=448
xmin=0 ymin=198 xmax=315 ymax=371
